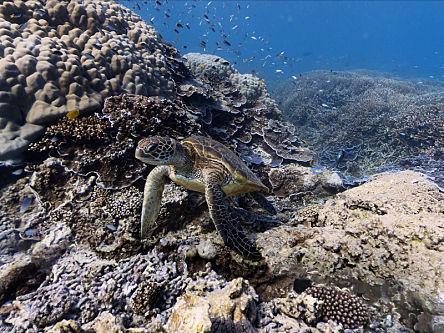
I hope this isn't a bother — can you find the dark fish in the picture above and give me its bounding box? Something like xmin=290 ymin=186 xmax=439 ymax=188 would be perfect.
xmin=36 ymin=9 xmax=46 ymax=15
xmin=221 ymin=40 xmax=231 ymax=46
xmin=19 ymin=197 xmax=32 ymax=215
xmin=164 ymin=13 xmax=170 ymax=19
xmin=182 ymin=45 xmax=187 ymax=49
xmin=213 ymin=58 xmax=220 ymax=62
xmin=176 ymin=23 xmax=183 ymax=28
xmin=209 ymin=26 xmax=215 ymax=32
xmin=135 ymin=3 xmax=141 ymax=10
xmin=237 ymin=3 xmax=241 ymax=10
xmin=185 ymin=23 xmax=190 ymax=29
xmin=91 ymin=43 xmax=101 ymax=50
xmin=202 ymin=14 xmax=209 ymax=20
xmin=10 ymin=13 xmax=21 ymax=18
xmin=97 ymin=27 xmax=105 ymax=35
xmin=106 ymin=25 xmax=116 ymax=31
xmin=50 ymin=50 xmax=63 ymax=56
xmin=303 ymin=51 xmax=313 ymax=57
xmin=155 ymin=0 xmax=162 ymax=5
xmin=174 ymin=29 xmax=179 ymax=34
xmin=221 ymin=61 xmax=230 ymax=65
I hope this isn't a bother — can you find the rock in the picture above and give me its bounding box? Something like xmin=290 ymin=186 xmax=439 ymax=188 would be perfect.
xmin=165 ymin=294 xmax=212 ymax=333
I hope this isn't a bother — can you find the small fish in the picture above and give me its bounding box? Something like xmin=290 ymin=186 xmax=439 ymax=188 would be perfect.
xmin=176 ymin=23 xmax=183 ymax=28
xmin=10 ymin=13 xmax=21 ymax=19
xmin=185 ymin=23 xmax=190 ymax=29
xmin=257 ymin=80 xmax=264 ymax=84
xmin=12 ymin=169 xmax=23 ymax=176
xmin=221 ymin=61 xmax=230 ymax=65
xmin=19 ymin=197 xmax=32 ymax=215
xmin=18 ymin=22 xmax=28 ymax=31
xmin=213 ymin=58 xmax=220 ymax=62
xmin=106 ymin=25 xmax=116 ymax=31
xmin=174 ymin=29 xmax=179 ymax=34
xmin=91 ymin=43 xmax=101 ymax=50
xmin=97 ymin=27 xmax=105 ymax=35
xmin=232 ymin=25 xmax=238 ymax=30
xmin=216 ymin=46 xmax=223 ymax=51
xmin=66 ymin=109 xmax=80 ymax=119
xmin=182 ymin=46 xmax=187 ymax=49
xmin=275 ymin=69 xmax=284 ymax=73
xmin=301 ymin=140 xmax=308 ymax=145
xmin=221 ymin=40 xmax=231 ymax=46
xmin=251 ymin=70 xmax=258 ymax=76
xmin=36 ymin=9 xmax=46 ymax=15
xmin=237 ymin=3 xmax=241 ymax=10
xmin=106 ymin=224 xmax=117 ymax=232
xmin=82 ymin=52 xmax=95 ymax=59
xmin=155 ymin=0 xmax=162 ymax=5
xmin=199 ymin=64 xmax=205 ymax=68
xmin=202 ymin=14 xmax=209 ymax=20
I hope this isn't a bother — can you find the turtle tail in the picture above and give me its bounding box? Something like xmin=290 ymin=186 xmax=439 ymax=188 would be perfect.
xmin=205 ymin=173 xmax=262 ymax=261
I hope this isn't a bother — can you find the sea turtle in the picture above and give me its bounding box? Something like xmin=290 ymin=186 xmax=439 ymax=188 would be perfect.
xmin=135 ymin=135 xmax=276 ymax=260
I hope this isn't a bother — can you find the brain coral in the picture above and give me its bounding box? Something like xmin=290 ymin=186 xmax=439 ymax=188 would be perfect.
xmin=0 ymin=0 xmax=176 ymax=161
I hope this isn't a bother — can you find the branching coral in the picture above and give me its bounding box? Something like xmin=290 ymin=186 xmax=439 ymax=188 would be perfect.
xmin=273 ymin=70 xmax=444 ymax=176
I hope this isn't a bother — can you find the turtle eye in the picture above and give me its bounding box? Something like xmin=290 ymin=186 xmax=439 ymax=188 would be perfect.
xmin=145 ymin=143 xmax=158 ymax=153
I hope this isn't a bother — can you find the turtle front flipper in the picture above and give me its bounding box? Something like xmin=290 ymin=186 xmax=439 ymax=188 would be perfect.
xmin=204 ymin=172 xmax=262 ymax=261
xmin=141 ymin=165 xmax=170 ymax=238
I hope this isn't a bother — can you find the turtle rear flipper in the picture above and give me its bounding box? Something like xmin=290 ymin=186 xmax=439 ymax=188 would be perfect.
xmin=204 ymin=172 xmax=262 ymax=261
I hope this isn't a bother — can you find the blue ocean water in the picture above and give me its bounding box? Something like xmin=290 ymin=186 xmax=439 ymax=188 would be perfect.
xmin=126 ymin=0 xmax=444 ymax=88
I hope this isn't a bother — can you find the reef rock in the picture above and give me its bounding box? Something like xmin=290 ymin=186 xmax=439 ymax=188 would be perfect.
xmin=259 ymin=170 xmax=444 ymax=332
xmin=165 ymin=277 xmax=258 ymax=333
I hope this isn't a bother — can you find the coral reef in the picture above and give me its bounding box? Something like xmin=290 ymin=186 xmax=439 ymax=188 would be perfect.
xmin=0 ymin=1 xmax=442 ymax=332
xmin=1 ymin=151 xmax=441 ymax=332
xmin=0 ymin=0 xmax=177 ymax=160
xmin=178 ymin=54 xmax=313 ymax=167
xmin=30 ymin=94 xmax=202 ymax=188
xmin=273 ymin=70 xmax=444 ymax=177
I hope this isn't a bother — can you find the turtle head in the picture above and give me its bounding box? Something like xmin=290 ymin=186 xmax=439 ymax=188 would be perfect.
xmin=136 ymin=136 xmax=184 ymax=165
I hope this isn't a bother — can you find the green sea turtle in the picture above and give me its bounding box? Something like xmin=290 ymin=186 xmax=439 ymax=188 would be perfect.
xmin=135 ymin=135 xmax=276 ymax=260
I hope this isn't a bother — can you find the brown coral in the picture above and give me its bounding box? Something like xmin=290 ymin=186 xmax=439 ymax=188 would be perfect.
xmin=304 ymin=286 xmax=369 ymax=329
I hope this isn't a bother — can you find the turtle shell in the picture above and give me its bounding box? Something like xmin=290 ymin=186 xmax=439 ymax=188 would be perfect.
xmin=182 ymin=136 xmax=268 ymax=193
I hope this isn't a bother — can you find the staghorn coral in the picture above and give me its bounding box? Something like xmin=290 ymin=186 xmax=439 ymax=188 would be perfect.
xmin=273 ymin=70 xmax=444 ymax=177
xmin=0 ymin=0 xmax=177 ymax=160
xmin=304 ymin=286 xmax=369 ymax=329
